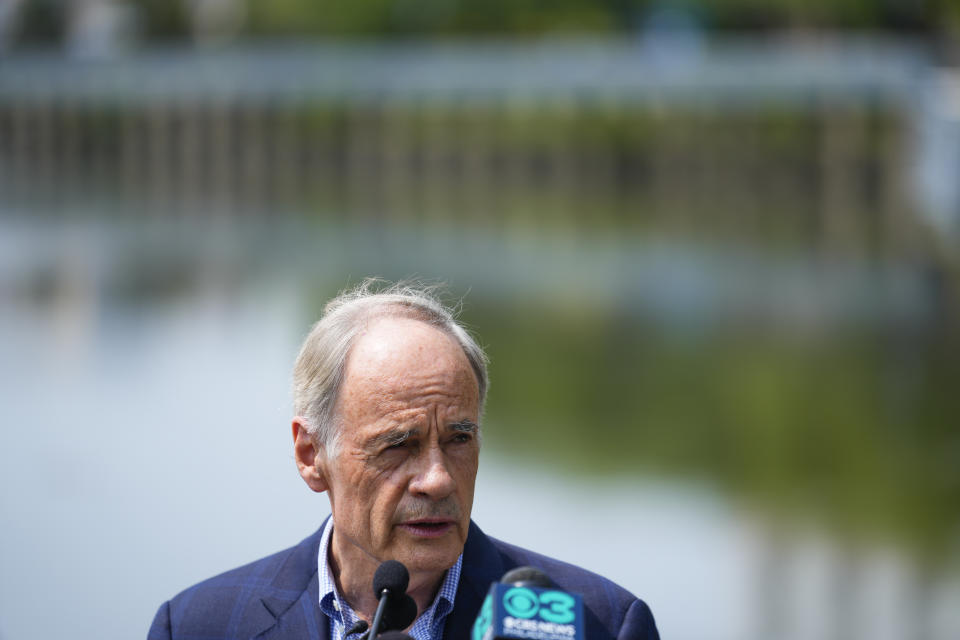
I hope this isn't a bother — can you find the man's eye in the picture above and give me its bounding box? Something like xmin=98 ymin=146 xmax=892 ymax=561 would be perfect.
xmin=452 ymin=433 xmax=472 ymax=443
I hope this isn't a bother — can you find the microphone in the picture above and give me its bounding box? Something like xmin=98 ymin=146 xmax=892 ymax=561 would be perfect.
xmin=374 ymin=560 xmax=410 ymax=599
xmin=369 ymin=560 xmax=413 ymax=639
xmin=349 ymin=593 xmax=416 ymax=639
xmin=375 ymin=633 xmax=415 ymax=640
xmin=499 ymin=567 xmax=555 ymax=589
xmin=381 ymin=593 xmax=417 ymax=631
xmin=471 ymin=566 xmax=585 ymax=640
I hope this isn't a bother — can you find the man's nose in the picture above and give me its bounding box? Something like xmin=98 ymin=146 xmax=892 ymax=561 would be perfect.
xmin=409 ymin=448 xmax=456 ymax=499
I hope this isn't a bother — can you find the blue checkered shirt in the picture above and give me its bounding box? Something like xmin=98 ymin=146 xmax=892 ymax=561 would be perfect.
xmin=317 ymin=518 xmax=462 ymax=640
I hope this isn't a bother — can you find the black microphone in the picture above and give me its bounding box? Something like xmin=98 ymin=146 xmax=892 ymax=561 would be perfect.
xmin=357 ymin=591 xmax=417 ymax=639
xmin=472 ymin=566 xmax=585 ymax=640
xmin=500 ymin=566 xmax=555 ymax=589
xmin=381 ymin=593 xmax=417 ymax=631
xmin=369 ymin=560 xmax=411 ymax=639
xmin=363 ymin=594 xmax=417 ymax=639
xmin=344 ymin=620 xmax=368 ymax=638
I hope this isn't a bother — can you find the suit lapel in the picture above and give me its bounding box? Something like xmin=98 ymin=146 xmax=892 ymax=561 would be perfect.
xmin=255 ymin=571 xmax=329 ymax=640
xmin=248 ymin=523 xmax=329 ymax=640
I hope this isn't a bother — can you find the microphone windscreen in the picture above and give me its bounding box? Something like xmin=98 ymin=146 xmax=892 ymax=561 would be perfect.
xmin=501 ymin=566 xmax=554 ymax=588
xmin=373 ymin=560 xmax=410 ymax=597
xmin=343 ymin=619 xmax=368 ymax=637
xmin=382 ymin=594 xmax=418 ymax=631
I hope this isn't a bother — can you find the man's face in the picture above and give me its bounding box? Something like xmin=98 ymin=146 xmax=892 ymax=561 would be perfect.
xmin=320 ymin=317 xmax=480 ymax=579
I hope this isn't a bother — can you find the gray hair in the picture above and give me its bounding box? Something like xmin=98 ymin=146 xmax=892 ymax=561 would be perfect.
xmin=292 ymin=279 xmax=489 ymax=453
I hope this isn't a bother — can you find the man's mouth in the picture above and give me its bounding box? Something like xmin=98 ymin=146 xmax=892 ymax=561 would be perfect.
xmin=398 ymin=519 xmax=455 ymax=538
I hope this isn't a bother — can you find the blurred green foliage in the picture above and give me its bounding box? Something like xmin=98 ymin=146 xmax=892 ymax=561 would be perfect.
xmin=5 ymin=0 xmax=953 ymax=44
xmin=137 ymin=0 xmax=190 ymax=40
xmin=465 ymin=302 xmax=960 ymax=563
xmin=239 ymin=0 xmax=943 ymax=36
xmin=15 ymin=0 xmax=65 ymax=44
xmin=243 ymin=0 xmax=619 ymax=37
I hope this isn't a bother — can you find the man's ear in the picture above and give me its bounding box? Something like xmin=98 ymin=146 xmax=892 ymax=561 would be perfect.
xmin=293 ymin=417 xmax=329 ymax=493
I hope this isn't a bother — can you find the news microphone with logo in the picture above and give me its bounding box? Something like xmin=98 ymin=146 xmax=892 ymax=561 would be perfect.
xmin=471 ymin=566 xmax=585 ymax=640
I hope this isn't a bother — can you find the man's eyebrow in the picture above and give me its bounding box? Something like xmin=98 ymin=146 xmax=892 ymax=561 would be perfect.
xmin=367 ymin=427 xmax=417 ymax=449
xmin=449 ymin=420 xmax=478 ymax=433
xmin=367 ymin=422 xmax=476 ymax=449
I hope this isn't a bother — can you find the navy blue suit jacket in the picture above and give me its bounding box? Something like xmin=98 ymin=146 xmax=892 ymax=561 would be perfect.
xmin=149 ymin=521 xmax=659 ymax=639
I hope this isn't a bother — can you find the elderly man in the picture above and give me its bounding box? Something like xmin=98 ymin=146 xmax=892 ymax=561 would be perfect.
xmin=149 ymin=282 xmax=658 ymax=639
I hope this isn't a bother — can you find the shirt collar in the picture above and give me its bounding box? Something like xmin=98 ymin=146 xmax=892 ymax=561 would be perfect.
xmin=316 ymin=517 xmax=463 ymax=639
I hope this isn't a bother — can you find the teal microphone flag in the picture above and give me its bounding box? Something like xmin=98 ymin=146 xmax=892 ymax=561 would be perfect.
xmin=471 ymin=582 xmax=585 ymax=640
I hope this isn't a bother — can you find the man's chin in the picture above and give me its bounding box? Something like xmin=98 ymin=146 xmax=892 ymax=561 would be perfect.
xmin=401 ymin=555 xmax=459 ymax=577
xmin=394 ymin=539 xmax=463 ymax=575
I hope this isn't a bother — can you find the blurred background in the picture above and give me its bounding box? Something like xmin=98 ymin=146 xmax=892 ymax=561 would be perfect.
xmin=2 ymin=1 xmax=960 ymax=639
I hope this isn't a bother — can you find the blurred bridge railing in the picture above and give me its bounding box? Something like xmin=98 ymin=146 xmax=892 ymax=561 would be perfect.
xmin=0 ymin=38 xmax=955 ymax=253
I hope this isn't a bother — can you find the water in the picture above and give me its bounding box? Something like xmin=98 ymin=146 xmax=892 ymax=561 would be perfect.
xmin=1 ymin=219 xmax=957 ymax=640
